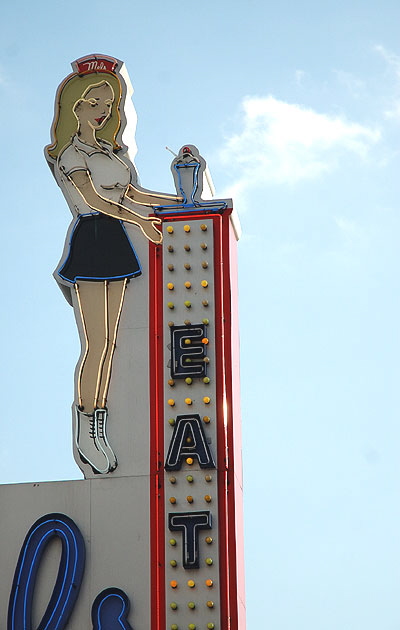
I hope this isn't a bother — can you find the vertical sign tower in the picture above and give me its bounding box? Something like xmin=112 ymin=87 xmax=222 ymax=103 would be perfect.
xmin=150 ymin=145 xmax=245 ymax=630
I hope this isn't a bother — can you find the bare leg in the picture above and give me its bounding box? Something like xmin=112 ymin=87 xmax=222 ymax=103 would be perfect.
xmin=98 ymin=279 xmax=128 ymax=409
xmin=73 ymin=280 xmax=109 ymax=412
xmin=71 ymin=279 xmax=127 ymax=474
xmin=74 ymin=279 xmax=127 ymax=410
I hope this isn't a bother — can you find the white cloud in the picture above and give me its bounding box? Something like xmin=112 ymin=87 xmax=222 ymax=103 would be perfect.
xmin=374 ymin=45 xmax=400 ymax=119
xmin=295 ymin=69 xmax=306 ymax=86
xmin=218 ymin=96 xmax=380 ymax=206
xmin=333 ymin=70 xmax=365 ymax=98
xmin=375 ymin=45 xmax=400 ymax=79
xmin=384 ymin=103 xmax=400 ymax=119
xmin=334 ymin=216 xmax=367 ymax=247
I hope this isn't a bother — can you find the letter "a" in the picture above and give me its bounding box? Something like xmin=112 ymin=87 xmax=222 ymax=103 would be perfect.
xmin=165 ymin=415 xmax=215 ymax=471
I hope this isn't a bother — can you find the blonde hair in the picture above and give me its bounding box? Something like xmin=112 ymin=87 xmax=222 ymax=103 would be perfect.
xmin=46 ymin=72 xmax=123 ymax=160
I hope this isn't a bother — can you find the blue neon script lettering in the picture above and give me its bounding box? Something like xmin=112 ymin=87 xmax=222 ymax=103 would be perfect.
xmin=92 ymin=588 xmax=133 ymax=630
xmin=7 ymin=513 xmax=85 ymax=630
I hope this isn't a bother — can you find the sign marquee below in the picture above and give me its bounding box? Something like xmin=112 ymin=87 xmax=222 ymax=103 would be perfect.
xmin=0 ymin=53 xmax=245 ymax=630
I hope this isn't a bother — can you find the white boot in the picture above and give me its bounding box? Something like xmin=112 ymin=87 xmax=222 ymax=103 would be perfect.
xmin=74 ymin=407 xmax=110 ymax=474
xmin=94 ymin=408 xmax=118 ymax=472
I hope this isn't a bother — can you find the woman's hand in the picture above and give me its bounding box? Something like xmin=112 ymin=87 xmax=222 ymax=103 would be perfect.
xmin=139 ymin=216 xmax=163 ymax=244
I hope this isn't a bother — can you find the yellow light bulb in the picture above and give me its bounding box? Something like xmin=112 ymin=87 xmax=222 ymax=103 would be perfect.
xmin=203 ymin=396 xmax=211 ymax=404
xmin=200 ymin=224 xmax=208 ymax=231
xmin=187 ymin=496 xmax=194 ymax=503
xmin=167 ymin=302 xmax=174 ymax=309
xmin=169 ymin=497 xmax=177 ymax=504
xmin=184 ymin=281 xmax=192 ymax=289
xmin=168 ymin=399 xmax=175 ymax=406
xmin=185 ymin=398 xmax=192 ymax=405
xmin=170 ymin=580 xmax=178 ymax=588
xmin=170 ymin=601 xmax=177 ymax=610
xmin=206 ymin=601 xmax=214 ymax=608
xmin=167 ymin=282 xmax=174 ymax=290
xmin=167 ymin=226 xmax=174 ymax=234
xmin=186 ymin=457 xmax=194 ymax=465
xmin=201 ymin=280 xmax=208 ymax=288
xmin=204 ymin=495 xmax=212 ymax=503
xmin=203 ymin=416 xmax=211 ymax=423
xmin=184 ymin=224 xmax=191 ymax=232
xmin=187 ymin=579 xmax=195 ymax=587
xmin=185 ymin=377 xmax=193 ymax=385
xmin=205 ymin=578 xmax=213 ymax=587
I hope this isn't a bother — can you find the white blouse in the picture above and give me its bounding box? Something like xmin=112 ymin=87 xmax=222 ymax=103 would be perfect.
xmin=57 ymin=135 xmax=131 ymax=216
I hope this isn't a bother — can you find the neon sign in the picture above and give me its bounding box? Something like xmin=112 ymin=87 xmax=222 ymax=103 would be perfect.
xmin=7 ymin=513 xmax=133 ymax=630
xmin=170 ymin=324 xmax=208 ymax=378
xmin=0 ymin=53 xmax=245 ymax=630
xmin=8 ymin=513 xmax=85 ymax=630
xmin=91 ymin=588 xmax=133 ymax=630
xmin=168 ymin=511 xmax=212 ymax=569
xmin=165 ymin=414 xmax=216 ymax=470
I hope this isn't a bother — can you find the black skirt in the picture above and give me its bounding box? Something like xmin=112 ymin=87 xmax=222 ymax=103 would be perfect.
xmin=58 ymin=213 xmax=141 ymax=283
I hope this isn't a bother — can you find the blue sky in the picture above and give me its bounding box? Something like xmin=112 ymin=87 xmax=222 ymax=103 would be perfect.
xmin=1 ymin=1 xmax=400 ymax=628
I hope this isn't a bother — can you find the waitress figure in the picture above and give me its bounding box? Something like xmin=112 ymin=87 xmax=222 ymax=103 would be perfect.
xmin=46 ymin=56 xmax=180 ymax=474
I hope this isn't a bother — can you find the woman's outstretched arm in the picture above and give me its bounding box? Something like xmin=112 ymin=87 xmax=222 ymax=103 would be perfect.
xmin=126 ymin=184 xmax=182 ymax=206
